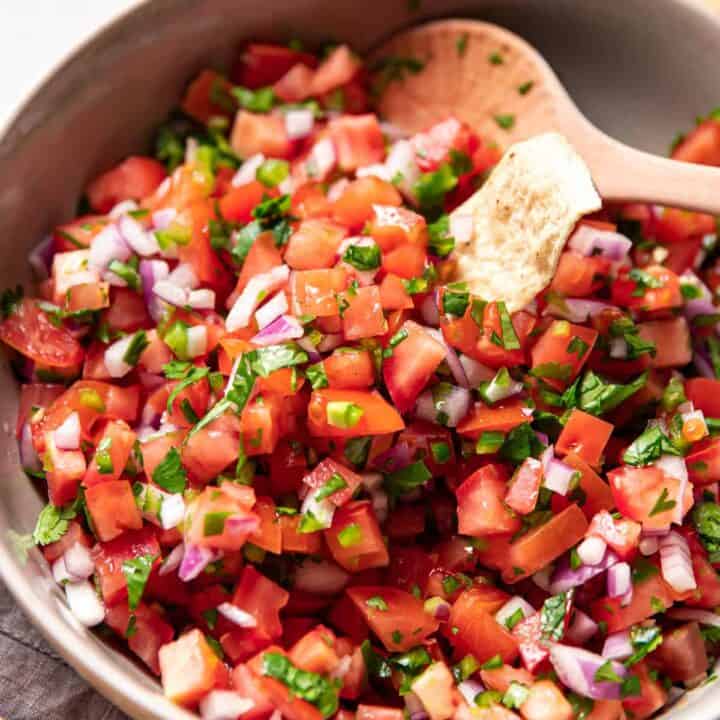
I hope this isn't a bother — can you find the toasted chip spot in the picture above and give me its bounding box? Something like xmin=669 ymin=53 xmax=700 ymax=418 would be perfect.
xmin=451 ymin=132 xmax=601 ymax=312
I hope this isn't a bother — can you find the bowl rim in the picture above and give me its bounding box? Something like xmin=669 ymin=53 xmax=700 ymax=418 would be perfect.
xmin=3 ymin=1 xmax=720 ymax=718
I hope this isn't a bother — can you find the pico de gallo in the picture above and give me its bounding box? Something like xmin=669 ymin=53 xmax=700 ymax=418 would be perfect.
xmin=6 ymin=38 xmax=720 ymax=720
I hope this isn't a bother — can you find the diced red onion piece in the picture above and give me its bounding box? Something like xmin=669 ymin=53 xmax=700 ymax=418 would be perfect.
xmin=255 ymin=292 xmax=289 ymax=330
xmin=602 ymin=631 xmax=633 ymax=660
xmin=459 ymin=354 xmax=495 ymax=385
xmin=607 ymin=562 xmax=631 ymax=598
xmin=65 ymin=580 xmax=106 ymax=627
xmin=232 ymin=153 xmax=265 ymax=187
xmin=680 ymin=270 xmax=715 ymax=320
xmin=416 ymin=385 xmax=470 ymax=428
xmin=495 ymin=596 xmax=535 ymax=627
xmin=178 ymin=544 xmax=221 ymax=582
xmin=549 ymin=643 xmax=627 ymax=700
xmin=140 ymin=259 xmax=169 ymax=320
xmin=543 ymin=457 xmax=576 ymax=496
xmin=420 ymin=294 xmax=440 ymax=327
xmin=186 ymin=325 xmax=208 ymax=358
xmin=109 ymin=200 xmax=139 ymax=218
xmin=88 ymin=223 xmax=130 ymax=271
xmin=450 ymin=212 xmax=474 ymax=246
xmin=153 ymin=279 xmax=188 ymax=307
xmin=550 ymin=549 xmax=619 ymax=594
xmin=427 ymin=328 xmax=468 ymax=388
xmin=29 ymin=235 xmax=54 ymax=280
xmin=152 ymin=208 xmax=177 ymax=231
xmin=414 ymin=391 xmax=438 ymax=424
xmin=168 ymin=262 xmax=198 ymax=290
xmin=63 ymin=542 xmax=94 ymax=579
xmin=53 ymin=556 xmax=73 ymax=584
xmin=159 ymin=493 xmax=186 ymax=530
xmin=251 ymin=315 xmax=304 ymax=346
xmin=566 ymin=609 xmax=598 ymax=645
xmin=187 ymin=289 xmax=216 ymax=310
xmin=695 ymin=350 xmax=716 ymax=380
xmin=284 ymin=109 xmax=314 ymax=139
xmin=458 ymin=679 xmax=484 ymax=705
xmin=370 ymin=488 xmax=389 ymax=525
xmin=544 ymin=298 xmax=613 ymax=323
xmin=317 ymin=333 xmax=343 ymax=353
xmin=308 ymin=138 xmax=336 ymax=180
xmin=104 ymin=335 xmax=136 ymax=378
xmin=666 ymin=607 xmax=720 ymax=627
xmin=568 ymin=225 xmax=632 ymax=261
xmin=53 ymin=412 xmax=81 ymax=450
xmin=294 ymin=559 xmax=350 ymax=594
xmin=217 ymin=602 xmax=258 ymax=628
xmin=159 ymin=542 xmax=185 ymax=576
xmin=659 ymin=531 xmax=696 ymax=593
xmin=199 ymin=690 xmax=254 ymax=720
xmin=226 ymin=265 xmax=289 ymax=331
xmin=577 ymin=536 xmax=607 ymax=566
xmin=118 ymin=215 xmax=159 ymax=256
xmin=639 ymin=536 xmax=659 ymax=556
xmin=296 ymin=336 xmax=321 ymax=362
xmin=385 ymin=140 xmax=420 ymax=200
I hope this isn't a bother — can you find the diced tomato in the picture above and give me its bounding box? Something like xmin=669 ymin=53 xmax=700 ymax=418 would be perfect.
xmin=511 ymin=612 xmax=549 ymax=672
xmin=382 ymin=321 xmax=445 ymax=413
xmin=285 ymin=219 xmax=347 ymax=270
xmin=274 ymin=62 xmax=315 ymax=102
xmin=326 ymin=500 xmax=389 ymax=572
xmin=181 ymin=69 xmax=234 ymax=123
xmin=230 ymin=664 xmax=276 ymax=720
xmin=342 ymin=285 xmax=387 ymax=340
xmin=367 ymin=205 xmax=428 ymax=252
xmin=230 ymin=111 xmax=292 ymax=159
xmin=231 ymin=565 xmax=289 ymax=640
xmin=241 ymin=393 xmax=283 ymax=456
xmin=288 ymin=625 xmax=339 ymax=675
xmin=456 ymin=464 xmax=521 ymax=537
xmin=332 ymin=178 xmax=402 ymax=231
xmin=505 ymin=457 xmax=543 ymax=515
xmin=562 ymin=452 xmax=615 ymax=519
xmin=86 ymin=156 xmax=166 ymax=213
xmin=347 ymin=585 xmax=438 ymax=651
xmin=45 ymin=442 xmax=86 ymax=506
xmin=521 ymin=681 xmax=574 ymax=720
xmin=652 ymin=621 xmax=707 ymax=683
xmin=291 ymin=267 xmax=348 ymax=317
xmin=328 ymin=114 xmax=385 ymax=171
xmin=83 ymin=420 xmax=136 ymax=486
xmin=448 ymin=587 xmax=518 ymax=664
xmin=85 ymin=479 xmax=143 ymax=542
xmin=410 ymin=116 xmax=478 ymax=172
xmin=310 ymin=44 xmax=360 ymax=95
xmin=530 ymin=320 xmax=597 ymax=389
xmin=281 ymin=514 xmax=323 ymax=554
xmin=456 ymin=398 xmax=528 ymax=438
xmin=159 ymin=629 xmax=227 ymax=706
xmin=611 ymin=265 xmax=682 ymax=312
xmin=556 ymin=410 xmax=613 ymax=467
xmin=356 ymin=707 xmax=403 ymax=720
xmin=551 ymin=251 xmax=610 ymax=297
xmin=586 ymin=510 xmax=641 ymax=559
xmin=637 ymin=317 xmax=692 ymax=368
xmin=410 ymin=662 xmax=457 ymax=720
xmin=102 ymin=287 xmax=151 ymax=333
xmin=381 ymin=244 xmax=427 ymax=280
xmin=324 ymin=348 xmax=376 ymax=389
xmin=379 ymin=274 xmax=414 ymax=310
xmin=503 ymin=504 xmax=588 ymax=583
xmin=686 ymin=377 xmax=720 ymax=418
xmin=303 ymin=457 xmax=362 ymax=506
xmin=672 ymin=119 xmax=720 ymax=165
xmin=480 ymin=665 xmax=535 ymax=694
xmin=609 ymin=464 xmax=693 ymax=529
xmin=308 ymin=389 xmax=404 ymax=438
xmin=621 ymin=661 xmax=668 ymax=720
xmin=233 ymin=43 xmax=318 ymax=88
xmin=685 ymin=535 xmax=720 ymax=607
xmin=248 ymin=497 xmax=283 ymax=554
xmin=182 ymin=413 xmax=241 ymax=483
xmin=219 ymin=180 xmax=266 ymax=223
xmin=42 ymin=520 xmax=91 ymax=563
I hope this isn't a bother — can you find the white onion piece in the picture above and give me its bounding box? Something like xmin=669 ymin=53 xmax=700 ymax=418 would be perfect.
xmin=543 ymin=457 xmax=576 ymax=496
xmin=118 ymin=215 xmax=159 ymax=256
xmin=420 ymin=294 xmax=440 ymax=327
xmin=294 ymin=559 xmax=350 ymax=594
xmin=659 ymin=532 xmax=696 ymax=593
xmin=566 ymin=609 xmax=598 ymax=645
xmin=278 ymin=175 xmax=296 ymax=196
xmin=457 ymin=679 xmax=484 ymax=706
xmin=300 ymin=487 xmax=335 ymax=530
xmin=199 ymin=690 xmax=254 ymax=720
xmin=609 ymin=337 xmax=628 ymax=359
xmin=65 ymin=580 xmax=106 ymax=627
xmin=53 ymin=557 xmax=73 ymax=584
xmin=602 ymin=631 xmax=633 ymax=660
xmin=232 ymin=153 xmax=265 ymax=187
xmin=88 ymin=223 xmax=130 ymax=271
xmin=168 ymin=262 xmax=198 ymax=290
xmin=152 ymin=208 xmax=177 ymax=231
xmin=109 ymin=200 xmax=139 ymax=218
xmin=159 ymin=542 xmax=185 ymax=576
xmin=607 ymin=562 xmax=631 ymax=598
xmin=217 ymin=602 xmax=258 ymax=628
xmin=449 ymin=213 xmax=474 ymax=246
xmin=568 ymin=225 xmax=632 ymax=261
xmin=53 ymin=412 xmax=81 ymax=450
xmin=415 ymin=385 xmax=470 ymax=428
xmin=187 ymin=289 xmax=216 ymax=310
xmin=284 ymin=109 xmax=314 ymax=139
xmin=159 ymin=494 xmax=186 ymax=530
xmin=186 ymin=325 xmax=208 ymax=358
xmin=577 ymin=536 xmax=607 ymax=566
xmin=19 ymin=421 xmax=41 ymax=472
xmin=53 ymin=250 xmax=99 ymax=296
xmin=255 ymin=292 xmax=289 ymax=330
xmin=385 ymin=140 xmax=420 ymax=201
xmin=153 ymin=280 xmax=188 ymax=307
xmin=532 ymin=565 xmax=554 ymax=592
xmin=104 ymin=335 xmax=136 ymax=378
xmin=63 ymin=542 xmax=94 ymax=579
xmin=307 ymin=138 xmax=336 ymax=180
xmin=639 ymin=536 xmax=659 ymax=556
xmin=226 ymin=265 xmax=289 ymax=331
xmin=459 ymin=354 xmax=495 ymax=385
xmin=495 ymin=596 xmax=534 ymax=627
xmin=482 ymin=370 xmax=523 ymax=403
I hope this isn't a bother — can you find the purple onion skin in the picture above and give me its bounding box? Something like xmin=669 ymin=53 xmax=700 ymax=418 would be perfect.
xmin=550 ymin=549 xmax=619 ymax=594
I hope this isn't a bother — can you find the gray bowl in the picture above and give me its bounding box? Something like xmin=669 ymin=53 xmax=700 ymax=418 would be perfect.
xmin=0 ymin=1 xmax=718 ymax=718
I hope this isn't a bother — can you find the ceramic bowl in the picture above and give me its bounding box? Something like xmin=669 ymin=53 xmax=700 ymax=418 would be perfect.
xmin=1 ymin=1 xmax=719 ymax=717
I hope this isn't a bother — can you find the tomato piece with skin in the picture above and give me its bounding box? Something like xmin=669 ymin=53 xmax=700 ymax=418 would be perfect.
xmin=311 ymin=44 xmax=360 ymax=95
xmin=342 ymin=285 xmax=387 ymax=340
xmin=228 ymin=565 xmax=289 ymax=642
xmin=367 ymin=204 xmax=428 ymax=252
xmin=327 ymin=114 xmax=386 ymax=171
xmin=347 ymin=585 xmax=438 ymax=652
xmin=240 ymin=393 xmax=283 ymax=457
xmin=505 ymin=457 xmax=543 ymax=515
xmin=556 ymin=409 xmax=613 ymax=467
xmin=248 ymin=497 xmax=283 ymax=555
xmin=83 ymin=420 xmax=136 ymax=486
xmin=85 ymin=479 xmax=144 ymax=542
xmin=686 ymin=377 xmax=720 ymax=418
xmin=611 ymin=264 xmax=682 ymax=311
xmin=219 ymin=180 xmax=266 ymax=224
xmin=86 ymin=156 xmax=166 ymax=213
xmin=608 ymin=464 xmax=693 ymax=529
xmin=635 ymin=317 xmax=692 ymax=369
xmin=288 ymin=625 xmax=340 ymax=675
xmin=303 ymin=457 xmax=362 ymax=506
xmin=307 ymin=389 xmax=404 ymax=438
xmin=274 ymin=62 xmax=315 ymax=102
xmin=326 ymin=500 xmax=389 ymax=572
xmin=684 ymin=535 xmax=720 ymax=608
xmin=230 ymin=664 xmax=276 ymax=720
xmin=480 ymin=665 xmax=535 ymax=694
xmin=382 ymin=243 xmax=427 ymax=279
xmin=456 ymin=398 xmax=529 ymax=438
xmin=651 ymin=621 xmax=707 ymax=683
xmin=324 ymin=348 xmax=376 ymax=389
xmin=181 ymin=413 xmax=241 ymax=483
xmin=551 ymin=251 xmax=611 ymax=297
xmin=233 ymin=43 xmax=318 ymax=88
xmin=562 ymin=452 xmax=615 ymax=519
xmin=281 ymin=514 xmax=323 ymax=554
xmin=285 ymin=219 xmax=348 ymax=270
xmin=231 ymin=111 xmax=293 ymax=159
xmin=379 ymin=274 xmax=414 ymax=310
xmin=332 ymin=178 xmax=402 ymax=231
xmin=291 ymin=267 xmax=348 ymax=318
xmin=621 ymin=661 xmax=668 ymax=720
xmin=456 ymin=464 xmax=521 ymax=537
xmin=530 ymin=320 xmax=598 ymax=389
xmin=586 ymin=509 xmax=641 ymax=559
xmin=410 ymin=116 xmax=478 ymax=172
xmin=672 ymin=119 xmax=720 ymax=165
xmin=503 ymin=504 xmax=588 ymax=583
xmin=180 ymin=69 xmax=234 ymax=123
xmin=45 ymin=443 xmax=87 ymax=506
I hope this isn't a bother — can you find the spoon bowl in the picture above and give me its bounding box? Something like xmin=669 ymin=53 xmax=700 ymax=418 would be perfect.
xmin=373 ymin=19 xmax=720 ymax=214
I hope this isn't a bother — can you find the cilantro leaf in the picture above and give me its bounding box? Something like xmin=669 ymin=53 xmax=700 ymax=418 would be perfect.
xmin=0 ymin=285 xmax=23 ymax=319
xmin=500 ymin=423 xmax=543 ymax=463
xmin=540 ymin=592 xmax=569 ymax=642
xmin=693 ymin=501 xmax=720 ymax=562
xmin=122 ymin=553 xmax=157 ymax=610
xmin=250 ymin=343 xmax=309 ymax=377
xmin=623 ymin=424 xmax=681 ymax=466
xmin=562 ymin=371 xmax=647 ymax=417
xmin=32 ymin=502 xmax=77 ymax=545
xmin=152 ymin=447 xmax=187 ymax=494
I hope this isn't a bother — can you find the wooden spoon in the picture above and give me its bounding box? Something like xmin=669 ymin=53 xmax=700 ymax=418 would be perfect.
xmin=372 ymin=19 xmax=720 ymax=214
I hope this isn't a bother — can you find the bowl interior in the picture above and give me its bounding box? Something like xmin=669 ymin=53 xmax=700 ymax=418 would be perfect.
xmin=0 ymin=1 xmax=719 ymax=718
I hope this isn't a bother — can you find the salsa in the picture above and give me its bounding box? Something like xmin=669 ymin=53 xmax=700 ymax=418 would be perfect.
xmin=5 ymin=38 xmax=720 ymax=720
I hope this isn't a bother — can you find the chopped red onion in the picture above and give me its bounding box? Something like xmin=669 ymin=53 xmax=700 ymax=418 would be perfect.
xmin=607 ymin=562 xmax=631 ymax=598
xmin=63 ymin=542 xmax=95 ymax=579
xmin=187 ymin=288 xmax=216 ymax=310
xmin=199 ymin=690 xmax=254 ymax=720
xmin=427 ymin=328 xmax=469 ymax=388
xmin=152 ymin=208 xmax=177 ymax=231
xmin=495 ymin=596 xmax=535 ymax=627
xmin=186 ymin=325 xmax=208 ymax=358
xmin=217 ymin=602 xmax=258 ymax=628
xmin=140 ymin=258 xmax=169 ymax=320
xmin=639 ymin=536 xmax=659 ymax=556
xmin=178 ymin=544 xmax=221 ymax=582
xmin=88 ymin=223 xmax=130 ymax=271
xmin=284 ymin=109 xmax=314 ymax=139
xmin=544 ymin=297 xmax=613 ymax=323
xmin=307 ymin=138 xmax=336 ymax=180
xmin=370 ymin=442 xmax=414 ymax=473
xmin=404 ymin=692 xmax=428 ymax=720
xmin=680 ymin=270 xmax=715 ymax=320
xmin=294 ymin=559 xmax=350 ymax=594
xmin=28 ymin=235 xmax=54 ymax=280
xmin=659 ymin=531 xmax=696 ymax=593
xmin=65 ymin=580 xmax=106 ymax=627
xmin=459 ymin=354 xmax=495 ymax=385
xmin=667 ymin=607 xmax=720 ymax=627
xmin=251 ymin=315 xmax=304 ymax=346
xmin=385 ymin=140 xmax=420 ymax=201
xmin=449 ymin=212 xmax=474 ymax=247
xmin=104 ymin=335 xmax=136 ymax=378
xmin=549 ymin=643 xmax=627 ymax=700
xmin=232 ymin=153 xmax=265 ymax=187
xmin=159 ymin=493 xmax=186 ymax=530
xmin=159 ymin=543 xmax=185 ymax=576
xmin=53 ymin=412 xmax=81 ymax=451
xmin=543 ymin=457 xmax=576 ymax=496
xmin=568 ymin=225 xmax=632 ymax=261
xmin=458 ymin=680 xmax=484 ymax=705
xmin=577 ymin=536 xmax=607 ymax=566
xmin=415 ymin=385 xmax=470 ymax=428
xmin=550 ymin=549 xmax=619 ymax=594
xmin=296 ymin=336 xmax=321 ymax=362
xmin=532 ymin=565 xmax=554 ymax=592
xmin=566 ymin=609 xmax=598 ymax=645
xmin=370 ymin=487 xmax=389 ymax=524
xmin=153 ymin=279 xmax=188 ymax=307
xmin=317 ymin=333 xmax=343 ymax=353
xmin=420 ymin=294 xmax=440 ymax=327
xmin=168 ymin=262 xmax=198 ymax=290
xmin=118 ymin=215 xmax=159 ymax=256
xmin=255 ymin=292 xmax=289 ymax=330
xmin=226 ymin=265 xmax=289 ymax=331
xmin=695 ymin=349 xmax=716 ymax=380
xmin=602 ymin=631 xmax=633 ymax=660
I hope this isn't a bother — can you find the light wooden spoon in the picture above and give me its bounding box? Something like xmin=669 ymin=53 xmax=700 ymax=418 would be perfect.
xmin=372 ymin=19 xmax=720 ymax=214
